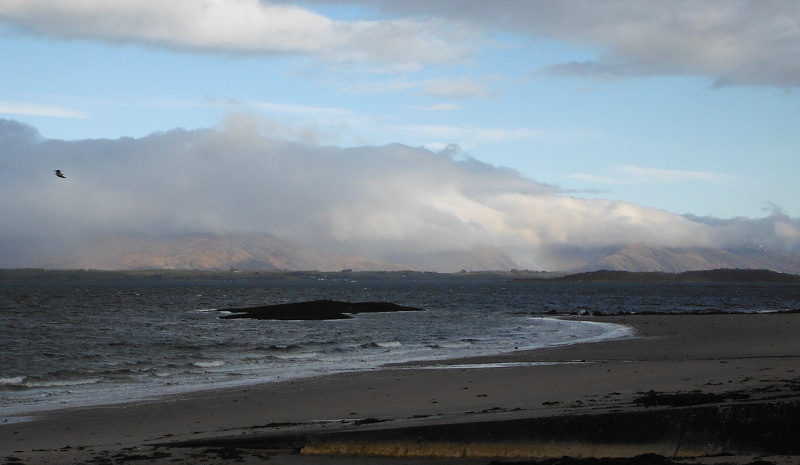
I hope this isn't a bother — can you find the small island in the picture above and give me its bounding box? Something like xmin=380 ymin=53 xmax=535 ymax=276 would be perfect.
xmin=217 ymin=299 xmax=424 ymax=321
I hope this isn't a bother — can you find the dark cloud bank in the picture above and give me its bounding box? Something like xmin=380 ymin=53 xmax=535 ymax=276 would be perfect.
xmin=1 ymin=118 xmax=799 ymax=271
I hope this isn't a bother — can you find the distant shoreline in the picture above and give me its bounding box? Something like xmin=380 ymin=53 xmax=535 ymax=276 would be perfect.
xmin=0 ymin=267 xmax=551 ymax=283
xmin=549 ymin=268 xmax=800 ymax=283
xmin=1 ymin=267 xmax=798 ymax=283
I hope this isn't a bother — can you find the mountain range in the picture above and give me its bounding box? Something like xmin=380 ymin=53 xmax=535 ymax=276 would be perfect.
xmin=15 ymin=233 xmax=800 ymax=274
xmin=33 ymin=234 xmax=402 ymax=272
xmin=575 ymin=244 xmax=800 ymax=274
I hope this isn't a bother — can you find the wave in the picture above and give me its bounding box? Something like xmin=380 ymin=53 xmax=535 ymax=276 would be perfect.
xmin=272 ymin=352 xmax=319 ymax=360
xmin=191 ymin=360 xmax=225 ymax=368
xmin=0 ymin=376 xmax=26 ymax=386
xmin=375 ymin=341 xmax=402 ymax=348
xmin=266 ymin=344 xmax=302 ymax=351
xmin=428 ymin=341 xmax=474 ymax=350
xmin=22 ymin=378 xmax=103 ymax=388
xmin=360 ymin=341 xmax=402 ymax=349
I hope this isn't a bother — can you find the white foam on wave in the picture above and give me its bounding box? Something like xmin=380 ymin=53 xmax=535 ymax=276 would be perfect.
xmin=272 ymin=351 xmax=319 ymax=360
xmin=375 ymin=341 xmax=402 ymax=348
xmin=23 ymin=378 xmax=103 ymax=388
xmin=546 ymin=318 xmax=635 ymax=345
xmin=499 ymin=317 xmax=633 ymax=354
xmin=404 ymin=361 xmax=586 ymax=370
xmin=0 ymin=376 xmax=26 ymax=386
xmin=192 ymin=360 xmax=225 ymax=368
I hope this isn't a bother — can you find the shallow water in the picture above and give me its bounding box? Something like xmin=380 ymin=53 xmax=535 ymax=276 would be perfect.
xmin=2 ymin=277 xmax=798 ymax=416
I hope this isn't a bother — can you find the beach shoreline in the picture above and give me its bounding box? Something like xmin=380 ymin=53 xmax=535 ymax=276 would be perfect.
xmin=3 ymin=313 xmax=799 ymax=464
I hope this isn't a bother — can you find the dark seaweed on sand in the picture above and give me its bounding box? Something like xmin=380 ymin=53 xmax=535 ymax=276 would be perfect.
xmin=489 ymin=453 xmax=776 ymax=465
xmin=634 ymin=390 xmax=750 ymax=407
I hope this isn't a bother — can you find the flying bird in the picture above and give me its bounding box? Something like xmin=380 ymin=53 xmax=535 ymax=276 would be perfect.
xmin=54 ymin=170 xmax=65 ymax=178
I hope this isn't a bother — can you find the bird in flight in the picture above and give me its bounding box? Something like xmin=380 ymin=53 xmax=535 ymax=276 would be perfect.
xmin=54 ymin=169 xmax=65 ymax=178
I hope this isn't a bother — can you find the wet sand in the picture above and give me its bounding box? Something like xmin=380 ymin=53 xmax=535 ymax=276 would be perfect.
xmin=2 ymin=313 xmax=799 ymax=464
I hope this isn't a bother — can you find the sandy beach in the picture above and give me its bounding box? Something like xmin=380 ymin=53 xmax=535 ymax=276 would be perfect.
xmin=2 ymin=312 xmax=799 ymax=464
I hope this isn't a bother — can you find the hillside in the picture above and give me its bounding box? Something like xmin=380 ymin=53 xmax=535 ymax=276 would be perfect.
xmin=385 ymin=247 xmax=519 ymax=273
xmin=34 ymin=234 xmax=402 ymax=272
xmin=25 ymin=233 xmax=520 ymax=272
xmin=577 ymin=244 xmax=800 ymax=275
xmin=10 ymin=234 xmax=800 ymax=274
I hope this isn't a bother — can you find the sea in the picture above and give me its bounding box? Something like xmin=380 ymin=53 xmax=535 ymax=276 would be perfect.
xmin=2 ymin=275 xmax=800 ymax=419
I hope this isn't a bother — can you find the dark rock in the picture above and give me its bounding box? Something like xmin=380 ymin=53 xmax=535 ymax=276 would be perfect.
xmin=634 ymin=390 xmax=729 ymax=407
xmin=217 ymin=299 xmax=423 ymax=321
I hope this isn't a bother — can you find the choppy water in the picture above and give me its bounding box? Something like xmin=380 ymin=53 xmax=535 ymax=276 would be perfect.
xmin=2 ymin=277 xmax=799 ymax=417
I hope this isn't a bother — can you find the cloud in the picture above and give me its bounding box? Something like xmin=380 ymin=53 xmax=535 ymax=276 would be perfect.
xmin=533 ymin=1 xmax=800 ymax=87
xmin=572 ymin=164 xmax=740 ymax=185
xmin=417 ymin=77 xmax=498 ymax=99
xmin=339 ymin=75 xmax=498 ymax=99
xmin=0 ymin=0 xmax=471 ymax=69
xmin=541 ymin=61 xmax=629 ymax=81
xmin=0 ymin=101 xmax=88 ymax=119
xmin=687 ymin=212 xmax=800 ymax=251
xmin=316 ymin=0 xmax=800 ymax=88
xmin=2 ymin=117 xmax=798 ymax=270
xmin=4 ymin=1 xmax=798 ymax=86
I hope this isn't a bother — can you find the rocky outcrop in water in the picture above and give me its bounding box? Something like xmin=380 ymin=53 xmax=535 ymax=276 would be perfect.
xmin=217 ymin=299 xmax=424 ymax=320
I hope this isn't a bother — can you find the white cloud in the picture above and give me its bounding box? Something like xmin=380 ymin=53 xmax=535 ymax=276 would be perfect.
xmin=4 ymin=1 xmax=797 ymax=86
xmin=2 ymin=117 xmax=797 ymax=270
xmin=417 ymin=77 xmax=498 ymax=99
xmin=0 ymin=101 xmax=88 ymax=118
xmin=775 ymin=220 xmax=800 ymax=246
xmin=0 ymin=0 xmax=471 ymax=68
xmin=339 ymin=75 xmax=497 ymax=99
xmin=317 ymin=0 xmax=800 ymax=88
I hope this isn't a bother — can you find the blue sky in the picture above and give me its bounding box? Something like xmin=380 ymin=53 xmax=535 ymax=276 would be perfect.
xmin=1 ymin=1 xmax=800 ymax=270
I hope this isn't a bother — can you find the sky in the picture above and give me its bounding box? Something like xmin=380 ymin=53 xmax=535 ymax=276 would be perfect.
xmin=1 ymin=1 xmax=800 ymax=270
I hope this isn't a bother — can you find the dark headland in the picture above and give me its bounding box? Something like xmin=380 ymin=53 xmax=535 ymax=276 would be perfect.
xmin=547 ymin=268 xmax=800 ymax=283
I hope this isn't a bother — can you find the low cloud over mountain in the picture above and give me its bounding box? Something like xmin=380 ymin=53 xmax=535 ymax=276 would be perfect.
xmin=2 ymin=117 xmax=799 ymax=272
